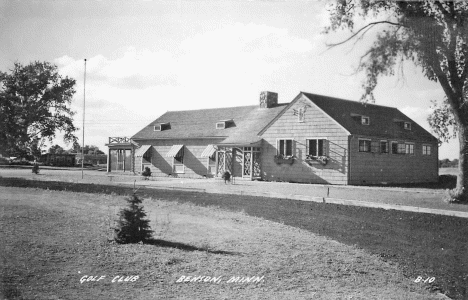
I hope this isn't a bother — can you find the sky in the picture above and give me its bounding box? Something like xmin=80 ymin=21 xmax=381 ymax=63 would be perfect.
xmin=0 ymin=0 xmax=458 ymax=159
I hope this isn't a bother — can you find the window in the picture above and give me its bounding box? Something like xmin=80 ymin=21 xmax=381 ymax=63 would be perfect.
xmin=173 ymin=148 xmax=185 ymax=173
xmin=277 ymin=139 xmax=293 ymax=156
xmin=391 ymin=142 xmax=406 ymax=154
xmin=380 ymin=141 xmax=388 ymax=153
xmin=405 ymin=143 xmax=414 ymax=155
xmin=307 ymin=139 xmax=328 ymax=157
xmin=398 ymin=143 xmax=406 ymax=154
xmin=404 ymin=122 xmax=412 ymax=130
xmin=423 ymin=145 xmax=432 ymax=155
xmin=361 ymin=116 xmax=370 ymax=125
xmin=216 ymin=119 xmax=234 ymax=129
xmin=154 ymin=123 xmax=170 ymax=131
xmin=358 ymin=139 xmax=371 ymax=152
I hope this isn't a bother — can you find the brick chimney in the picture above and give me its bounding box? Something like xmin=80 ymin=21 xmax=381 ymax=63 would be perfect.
xmin=259 ymin=91 xmax=278 ymax=108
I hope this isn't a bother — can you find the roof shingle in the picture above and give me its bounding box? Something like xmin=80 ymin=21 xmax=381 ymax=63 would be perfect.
xmin=132 ymin=104 xmax=287 ymax=143
xmin=131 ymin=92 xmax=437 ymax=144
xmin=302 ymin=93 xmax=437 ymax=142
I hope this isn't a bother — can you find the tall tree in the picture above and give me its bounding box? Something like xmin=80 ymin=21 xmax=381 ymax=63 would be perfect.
xmin=48 ymin=144 xmax=65 ymax=154
xmin=325 ymin=1 xmax=468 ymax=202
xmin=0 ymin=61 xmax=77 ymax=159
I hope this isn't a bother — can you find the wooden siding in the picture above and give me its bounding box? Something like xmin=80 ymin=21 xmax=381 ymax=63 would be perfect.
xmin=348 ymin=136 xmax=439 ymax=184
xmin=260 ymin=95 xmax=350 ymax=184
xmin=134 ymin=138 xmax=224 ymax=178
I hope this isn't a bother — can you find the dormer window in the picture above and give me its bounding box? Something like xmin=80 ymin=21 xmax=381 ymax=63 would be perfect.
xmin=361 ymin=116 xmax=370 ymax=125
xmin=216 ymin=119 xmax=234 ymax=129
xmin=404 ymin=122 xmax=411 ymax=130
xmin=351 ymin=113 xmax=370 ymax=126
xmin=154 ymin=123 xmax=170 ymax=131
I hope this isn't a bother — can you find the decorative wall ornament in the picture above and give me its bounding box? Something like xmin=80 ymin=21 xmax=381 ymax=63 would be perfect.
xmin=292 ymin=105 xmax=311 ymax=122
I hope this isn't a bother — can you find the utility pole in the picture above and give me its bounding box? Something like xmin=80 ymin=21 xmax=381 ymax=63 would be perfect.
xmin=82 ymin=59 xmax=87 ymax=179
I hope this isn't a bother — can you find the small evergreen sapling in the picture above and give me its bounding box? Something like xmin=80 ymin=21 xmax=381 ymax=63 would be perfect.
xmin=114 ymin=193 xmax=153 ymax=244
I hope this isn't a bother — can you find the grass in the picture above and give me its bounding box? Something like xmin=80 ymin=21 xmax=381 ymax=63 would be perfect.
xmin=0 ymin=187 xmax=443 ymax=300
xmin=439 ymin=167 xmax=459 ymax=176
xmin=365 ymin=174 xmax=457 ymax=190
xmin=1 ymin=177 xmax=467 ymax=298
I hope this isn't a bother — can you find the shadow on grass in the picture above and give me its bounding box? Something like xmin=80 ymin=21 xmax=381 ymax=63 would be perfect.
xmin=3 ymin=176 xmax=468 ymax=298
xmin=369 ymin=175 xmax=457 ymax=190
xmin=145 ymin=239 xmax=241 ymax=256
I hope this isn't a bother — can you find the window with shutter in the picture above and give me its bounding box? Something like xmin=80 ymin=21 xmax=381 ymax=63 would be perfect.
xmin=306 ymin=139 xmax=328 ymax=157
xmin=380 ymin=141 xmax=388 ymax=153
xmin=277 ymin=139 xmax=294 ymax=156
xmin=358 ymin=139 xmax=371 ymax=152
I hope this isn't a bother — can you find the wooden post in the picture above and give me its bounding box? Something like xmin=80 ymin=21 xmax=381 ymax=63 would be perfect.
xmin=250 ymin=149 xmax=253 ymax=181
xmin=107 ymin=148 xmax=111 ymax=172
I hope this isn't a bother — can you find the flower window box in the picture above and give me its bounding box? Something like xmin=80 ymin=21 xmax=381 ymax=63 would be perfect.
xmin=274 ymin=155 xmax=295 ymax=165
xmin=305 ymin=155 xmax=329 ymax=166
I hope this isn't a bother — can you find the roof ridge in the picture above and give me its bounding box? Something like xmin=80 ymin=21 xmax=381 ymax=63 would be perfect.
xmin=165 ymin=104 xmax=257 ymax=113
xmin=301 ymin=92 xmax=398 ymax=110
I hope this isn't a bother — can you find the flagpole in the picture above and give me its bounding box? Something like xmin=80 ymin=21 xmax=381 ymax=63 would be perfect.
xmin=82 ymin=59 xmax=87 ymax=179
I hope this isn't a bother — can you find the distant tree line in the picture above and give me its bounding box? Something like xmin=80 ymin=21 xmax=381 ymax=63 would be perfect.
xmin=440 ymin=159 xmax=459 ymax=168
xmin=48 ymin=141 xmax=104 ymax=155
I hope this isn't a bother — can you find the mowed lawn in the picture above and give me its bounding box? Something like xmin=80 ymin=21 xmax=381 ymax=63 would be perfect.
xmin=0 ymin=187 xmax=446 ymax=300
xmin=439 ymin=167 xmax=459 ymax=176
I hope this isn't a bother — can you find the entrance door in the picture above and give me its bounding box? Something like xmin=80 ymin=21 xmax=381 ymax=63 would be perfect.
xmin=208 ymin=155 xmax=216 ymax=175
xmin=110 ymin=149 xmax=131 ymax=172
xmin=117 ymin=150 xmax=125 ymax=171
xmin=232 ymin=148 xmax=243 ymax=178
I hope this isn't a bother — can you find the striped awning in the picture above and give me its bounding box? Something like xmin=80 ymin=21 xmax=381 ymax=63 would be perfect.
xmin=165 ymin=144 xmax=184 ymax=157
xmin=200 ymin=144 xmax=217 ymax=158
xmin=135 ymin=145 xmax=152 ymax=157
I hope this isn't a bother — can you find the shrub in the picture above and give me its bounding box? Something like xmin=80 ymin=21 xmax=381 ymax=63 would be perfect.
xmin=142 ymin=167 xmax=152 ymax=180
xmin=445 ymin=188 xmax=468 ymax=204
xmin=221 ymin=171 xmax=231 ymax=184
xmin=114 ymin=193 xmax=153 ymax=244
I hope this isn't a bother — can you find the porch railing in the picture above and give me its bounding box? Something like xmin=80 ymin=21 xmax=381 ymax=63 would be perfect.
xmin=108 ymin=137 xmax=131 ymax=144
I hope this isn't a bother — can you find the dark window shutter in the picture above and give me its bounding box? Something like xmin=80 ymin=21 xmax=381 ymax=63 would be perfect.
xmin=310 ymin=140 xmax=317 ymax=156
xmin=286 ymin=140 xmax=292 ymax=156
